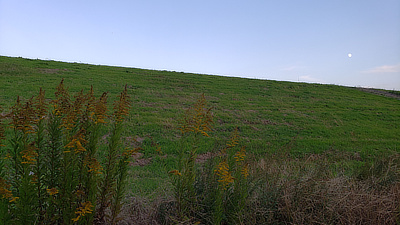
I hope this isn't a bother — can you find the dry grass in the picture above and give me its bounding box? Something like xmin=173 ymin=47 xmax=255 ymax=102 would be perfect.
xmin=118 ymin=196 xmax=166 ymax=225
xmin=246 ymin=153 xmax=400 ymax=225
xmin=117 ymin=152 xmax=400 ymax=224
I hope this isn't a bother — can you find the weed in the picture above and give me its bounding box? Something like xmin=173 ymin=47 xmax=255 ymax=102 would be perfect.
xmin=0 ymin=80 xmax=139 ymax=224
xmin=168 ymin=95 xmax=250 ymax=224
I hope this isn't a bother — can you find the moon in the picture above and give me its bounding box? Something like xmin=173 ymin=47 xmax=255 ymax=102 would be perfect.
xmin=348 ymin=53 xmax=352 ymax=58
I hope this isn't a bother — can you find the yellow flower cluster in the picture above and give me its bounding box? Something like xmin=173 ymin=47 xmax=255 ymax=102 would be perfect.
xmin=0 ymin=178 xmax=18 ymax=203
xmin=46 ymin=187 xmax=59 ymax=195
xmin=155 ymin=146 xmax=163 ymax=155
xmin=10 ymin=96 xmax=36 ymax=134
xmin=30 ymin=174 xmax=38 ymax=184
xmin=178 ymin=94 xmax=213 ymax=137
xmin=0 ymin=177 xmax=13 ymax=200
xmin=234 ymin=146 xmax=246 ymax=162
xmin=85 ymin=88 xmax=109 ymax=125
xmin=75 ymin=189 xmax=85 ymax=198
xmin=72 ymin=201 xmax=93 ymax=222
xmin=219 ymin=128 xmax=240 ymax=156
xmin=64 ymin=90 xmax=86 ymax=130
xmin=34 ymin=88 xmax=47 ymax=121
xmin=241 ymin=164 xmax=249 ymax=178
xmin=52 ymin=104 xmax=61 ymax=116
xmin=65 ymin=130 xmax=87 ymax=153
xmin=215 ymin=161 xmax=234 ymax=189
xmin=94 ymin=92 xmax=108 ymax=124
xmin=21 ymin=142 xmax=38 ymax=165
xmin=85 ymin=86 xmax=96 ymax=120
xmin=84 ymin=156 xmax=103 ymax=174
xmin=169 ymin=169 xmax=182 ymax=176
xmin=53 ymin=79 xmax=75 ymax=130
xmin=113 ymin=85 xmax=130 ymax=123
xmin=122 ymin=147 xmax=141 ymax=158
xmin=9 ymin=196 xmax=19 ymax=203
xmin=226 ymin=128 xmax=239 ymax=148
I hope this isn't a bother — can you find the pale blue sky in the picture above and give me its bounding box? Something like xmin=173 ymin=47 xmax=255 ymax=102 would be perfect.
xmin=1 ymin=0 xmax=399 ymax=90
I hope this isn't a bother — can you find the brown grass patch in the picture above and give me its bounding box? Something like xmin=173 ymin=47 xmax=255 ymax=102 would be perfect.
xmin=130 ymin=153 xmax=152 ymax=167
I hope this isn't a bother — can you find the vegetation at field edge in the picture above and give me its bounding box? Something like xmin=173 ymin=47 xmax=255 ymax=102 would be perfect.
xmin=0 ymin=56 xmax=399 ymax=224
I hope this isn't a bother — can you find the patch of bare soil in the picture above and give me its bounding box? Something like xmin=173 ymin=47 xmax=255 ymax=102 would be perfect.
xmin=38 ymin=68 xmax=69 ymax=74
xmin=130 ymin=152 xmax=152 ymax=167
xmin=196 ymin=152 xmax=217 ymax=163
xmin=357 ymin=88 xmax=400 ymax=100
xmin=125 ymin=136 xmax=145 ymax=148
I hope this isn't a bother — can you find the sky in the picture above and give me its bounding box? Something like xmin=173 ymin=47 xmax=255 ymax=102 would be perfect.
xmin=1 ymin=0 xmax=400 ymax=90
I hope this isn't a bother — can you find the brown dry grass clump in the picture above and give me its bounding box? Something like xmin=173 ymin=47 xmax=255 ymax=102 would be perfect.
xmin=247 ymin=153 xmax=400 ymax=225
xmin=117 ymin=152 xmax=399 ymax=225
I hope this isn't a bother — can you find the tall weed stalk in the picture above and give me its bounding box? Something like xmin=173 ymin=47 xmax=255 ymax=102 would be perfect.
xmin=169 ymin=95 xmax=249 ymax=224
xmin=170 ymin=94 xmax=213 ymax=222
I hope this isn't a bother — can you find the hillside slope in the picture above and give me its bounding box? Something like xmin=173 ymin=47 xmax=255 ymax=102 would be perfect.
xmin=1 ymin=56 xmax=399 ymax=158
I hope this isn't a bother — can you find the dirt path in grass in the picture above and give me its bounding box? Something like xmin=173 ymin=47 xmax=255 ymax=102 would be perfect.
xmin=357 ymin=88 xmax=400 ymax=100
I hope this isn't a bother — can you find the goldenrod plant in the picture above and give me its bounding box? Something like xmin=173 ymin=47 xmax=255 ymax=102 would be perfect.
xmin=0 ymin=80 xmax=138 ymax=224
xmin=0 ymin=106 xmax=13 ymax=224
xmin=212 ymin=128 xmax=249 ymax=224
xmin=169 ymin=95 xmax=250 ymax=224
xmin=95 ymin=85 xmax=140 ymax=225
xmin=170 ymin=93 xmax=213 ymax=222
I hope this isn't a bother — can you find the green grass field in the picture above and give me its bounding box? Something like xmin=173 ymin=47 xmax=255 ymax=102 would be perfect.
xmin=1 ymin=56 xmax=399 ymax=223
xmin=2 ymin=56 xmax=398 ymax=157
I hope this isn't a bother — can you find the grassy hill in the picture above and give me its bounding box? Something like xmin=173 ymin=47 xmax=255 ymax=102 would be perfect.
xmin=1 ymin=56 xmax=400 ymax=224
xmin=1 ymin=56 xmax=398 ymax=158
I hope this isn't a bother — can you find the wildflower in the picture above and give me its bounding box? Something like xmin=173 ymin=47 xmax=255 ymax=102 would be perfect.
xmin=234 ymin=146 xmax=246 ymax=162
xmin=65 ymin=129 xmax=87 ymax=153
xmin=34 ymin=88 xmax=48 ymax=121
xmin=178 ymin=94 xmax=213 ymax=137
xmin=122 ymin=147 xmax=140 ymax=156
xmin=53 ymin=81 xmax=88 ymax=132
xmin=53 ymin=79 xmax=72 ymax=119
xmin=85 ymin=86 xmax=96 ymax=120
xmin=94 ymin=92 xmax=108 ymax=124
xmin=3 ymin=154 xmax=11 ymax=160
xmin=9 ymin=196 xmax=19 ymax=203
xmin=30 ymin=174 xmax=38 ymax=184
xmin=46 ymin=188 xmax=59 ymax=195
xmin=169 ymin=170 xmax=182 ymax=176
xmin=85 ymin=87 xmax=108 ymax=125
xmin=84 ymin=156 xmax=103 ymax=174
xmin=71 ymin=216 xmax=80 ymax=222
xmin=4 ymin=153 xmax=11 ymax=160
xmin=10 ymin=96 xmax=36 ymax=134
xmin=52 ymin=104 xmax=61 ymax=116
xmin=0 ymin=177 xmax=13 ymax=199
xmin=226 ymin=128 xmax=239 ymax=148
xmin=63 ymin=90 xmax=86 ymax=130
xmin=72 ymin=201 xmax=93 ymax=222
xmin=75 ymin=189 xmax=85 ymax=197
xmin=0 ymin=187 xmax=12 ymax=199
xmin=65 ymin=138 xmax=86 ymax=153
xmin=241 ymin=164 xmax=249 ymax=178
xmin=155 ymin=146 xmax=163 ymax=155
xmin=21 ymin=142 xmax=38 ymax=165
xmin=122 ymin=147 xmax=141 ymax=163
xmin=113 ymin=85 xmax=130 ymax=123
xmin=215 ymin=161 xmax=234 ymax=189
